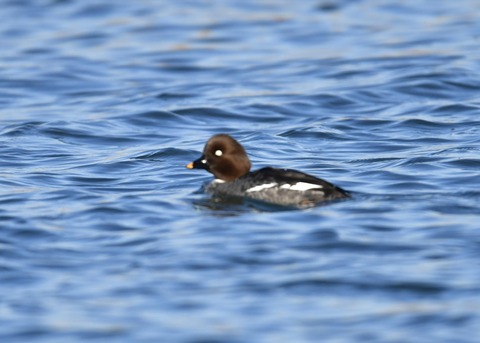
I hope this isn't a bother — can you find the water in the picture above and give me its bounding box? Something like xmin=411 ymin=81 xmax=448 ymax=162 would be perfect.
xmin=1 ymin=0 xmax=480 ymax=342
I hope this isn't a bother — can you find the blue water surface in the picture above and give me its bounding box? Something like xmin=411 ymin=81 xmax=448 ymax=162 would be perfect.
xmin=1 ymin=0 xmax=480 ymax=342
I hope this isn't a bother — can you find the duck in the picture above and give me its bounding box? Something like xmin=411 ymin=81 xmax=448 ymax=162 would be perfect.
xmin=186 ymin=134 xmax=350 ymax=208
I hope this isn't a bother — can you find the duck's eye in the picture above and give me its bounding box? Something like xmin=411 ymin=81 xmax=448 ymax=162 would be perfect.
xmin=215 ymin=150 xmax=223 ymax=157
xmin=201 ymin=159 xmax=207 ymax=164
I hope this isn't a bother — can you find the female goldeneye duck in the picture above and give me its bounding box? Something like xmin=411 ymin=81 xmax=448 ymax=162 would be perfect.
xmin=186 ymin=134 xmax=350 ymax=208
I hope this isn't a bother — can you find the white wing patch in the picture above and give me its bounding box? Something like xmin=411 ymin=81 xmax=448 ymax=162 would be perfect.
xmin=280 ymin=182 xmax=323 ymax=191
xmin=213 ymin=179 xmax=225 ymax=184
xmin=246 ymin=183 xmax=277 ymax=193
xmin=246 ymin=182 xmax=323 ymax=193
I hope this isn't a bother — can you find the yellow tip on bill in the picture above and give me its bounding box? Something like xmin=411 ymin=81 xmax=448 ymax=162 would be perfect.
xmin=186 ymin=162 xmax=194 ymax=169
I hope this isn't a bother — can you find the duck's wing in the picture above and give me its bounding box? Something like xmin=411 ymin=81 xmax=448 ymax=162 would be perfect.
xmin=252 ymin=167 xmax=350 ymax=198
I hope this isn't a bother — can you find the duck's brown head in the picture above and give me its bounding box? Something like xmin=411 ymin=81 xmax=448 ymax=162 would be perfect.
xmin=186 ymin=134 xmax=251 ymax=181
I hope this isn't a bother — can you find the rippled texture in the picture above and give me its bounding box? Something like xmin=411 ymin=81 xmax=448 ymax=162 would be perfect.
xmin=1 ymin=1 xmax=480 ymax=342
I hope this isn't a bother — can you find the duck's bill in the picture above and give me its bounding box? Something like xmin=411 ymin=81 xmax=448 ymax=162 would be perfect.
xmin=186 ymin=156 xmax=208 ymax=170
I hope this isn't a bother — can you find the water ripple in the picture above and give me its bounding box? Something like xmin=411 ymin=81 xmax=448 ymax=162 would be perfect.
xmin=1 ymin=1 xmax=480 ymax=342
